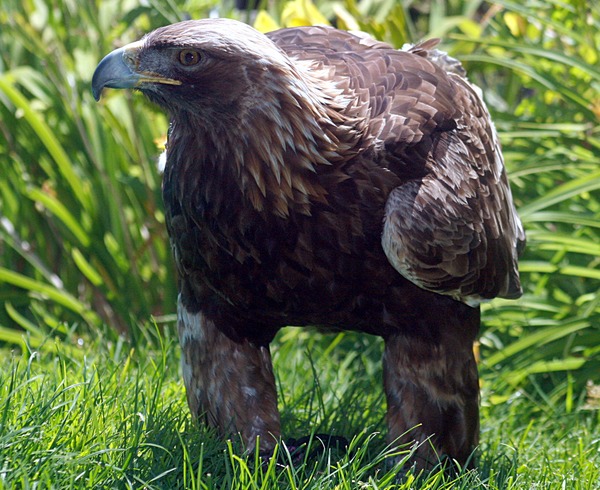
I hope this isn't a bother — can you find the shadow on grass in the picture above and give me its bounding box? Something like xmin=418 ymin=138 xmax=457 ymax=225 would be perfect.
xmin=119 ymin=329 xmax=521 ymax=489
xmin=129 ymin=408 xmax=522 ymax=489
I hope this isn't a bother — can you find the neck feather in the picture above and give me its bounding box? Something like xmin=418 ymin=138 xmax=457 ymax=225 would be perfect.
xmin=166 ymin=62 xmax=366 ymax=218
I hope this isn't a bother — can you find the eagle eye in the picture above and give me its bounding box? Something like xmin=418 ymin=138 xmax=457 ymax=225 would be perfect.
xmin=178 ymin=49 xmax=201 ymax=66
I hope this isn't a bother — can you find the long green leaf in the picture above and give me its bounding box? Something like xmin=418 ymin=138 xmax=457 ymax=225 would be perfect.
xmin=453 ymin=35 xmax=600 ymax=82
xmin=518 ymin=170 xmax=600 ymax=217
xmin=525 ymin=231 xmax=600 ymax=256
xmin=525 ymin=211 xmax=600 ymax=229
xmin=459 ymin=54 xmax=557 ymax=91
xmin=5 ymin=302 xmax=44 ymax=337
xmin=0 ymin=326 xmax=30 ymax=348
xmin=0 ymin=267 xmax=99 ymax=325
xmin=484 ymin=319 xmax=590 ymax=367
xmin=71 ymin=248 xmax=103 ymax=286
xmin=0 ymin=74 xmax=92 ymax=213
xmin=26 ymin=188 xmax=91 ymax=248
xmin=505 ymin=357 xmax=587 ymax=386
xmin=519 ymin=261 xmax=600 ymax=280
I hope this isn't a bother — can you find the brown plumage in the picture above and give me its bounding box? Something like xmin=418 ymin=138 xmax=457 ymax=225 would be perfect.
xmin=92 ymin=18 xmax=525 ymax=468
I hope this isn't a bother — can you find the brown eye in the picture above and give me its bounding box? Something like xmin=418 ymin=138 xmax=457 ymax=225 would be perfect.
xmin=178 ymin=49 xmax=201 ymax=66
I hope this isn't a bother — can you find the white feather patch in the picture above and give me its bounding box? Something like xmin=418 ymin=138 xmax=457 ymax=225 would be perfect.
xmin=177 ymin=294 xmax=204 ymax=346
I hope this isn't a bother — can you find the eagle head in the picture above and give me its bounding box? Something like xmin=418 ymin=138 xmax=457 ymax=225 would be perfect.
xmin=92 ymin=18 xmax=354 ymax=217
xmin=92 ymin=19 xmax=306 ymax=121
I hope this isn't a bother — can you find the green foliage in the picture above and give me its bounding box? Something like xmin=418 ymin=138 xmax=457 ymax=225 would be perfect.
xmin=452 ymin=0 xmax=600 ymax=402
xmin=0 ymin=0 xmax=198 ymax=339
xmin=1 ymin=331 xmax=598 ymax=488
xmin=0 ymin=0 xmax=598 ymax=417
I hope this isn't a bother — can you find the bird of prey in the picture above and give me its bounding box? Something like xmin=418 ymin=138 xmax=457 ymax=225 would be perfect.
xmin=92 ymin=18 xmax=524 ymax=468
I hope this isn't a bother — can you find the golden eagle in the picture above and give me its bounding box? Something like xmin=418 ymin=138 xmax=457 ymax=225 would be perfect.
xmin=92 ymin=18 xmax=524 ymax=468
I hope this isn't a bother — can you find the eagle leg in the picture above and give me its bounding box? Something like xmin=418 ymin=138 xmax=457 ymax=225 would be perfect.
xmin=177 ymin=299 xmax=281 ymax=454
xmin=383 ymin=328 xmax=479 ymax=469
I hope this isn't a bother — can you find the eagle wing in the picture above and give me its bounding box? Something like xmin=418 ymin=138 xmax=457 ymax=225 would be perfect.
xmin=269 ymin=27 xmax=525 ymax=306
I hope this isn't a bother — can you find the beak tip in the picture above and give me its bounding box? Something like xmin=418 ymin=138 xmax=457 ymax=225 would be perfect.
xmin=92 ymin=87 xmax=102 ymax=102
xmin=91 ymin=46 xmax=139 ymax=101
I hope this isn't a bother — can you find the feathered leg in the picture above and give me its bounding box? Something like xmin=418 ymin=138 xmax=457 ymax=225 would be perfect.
xmin=177 ymin=298 xmax=280 ymax=454
xmin=383 ymin=310 xmax=480 ymax=469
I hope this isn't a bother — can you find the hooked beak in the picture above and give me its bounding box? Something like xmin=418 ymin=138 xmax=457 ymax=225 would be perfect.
xmin=92 ymin=41 xmax=181 ymax=101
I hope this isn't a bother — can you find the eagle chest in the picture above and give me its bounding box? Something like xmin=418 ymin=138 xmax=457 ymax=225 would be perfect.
xmin=164 ymin=165 xmax=395 ymax=325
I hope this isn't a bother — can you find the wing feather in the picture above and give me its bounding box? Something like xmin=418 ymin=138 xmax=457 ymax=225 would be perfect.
xmin=269 ymin=26 xmax=525 ymax=306
xmin=381 ymin=72 xmax=525 ymax=305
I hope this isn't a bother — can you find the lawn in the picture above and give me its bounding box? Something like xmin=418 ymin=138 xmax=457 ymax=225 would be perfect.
xmin=0 ymin=327 xmax=598 ymax=489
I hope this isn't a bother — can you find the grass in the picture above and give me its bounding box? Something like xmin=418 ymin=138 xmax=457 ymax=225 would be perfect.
xmin=0 ymin=328 xmax=598 ymax=489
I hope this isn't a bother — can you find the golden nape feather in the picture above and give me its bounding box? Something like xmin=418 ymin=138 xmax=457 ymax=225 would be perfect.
xmin=93 ymin=18 xmax=524 ymax=469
